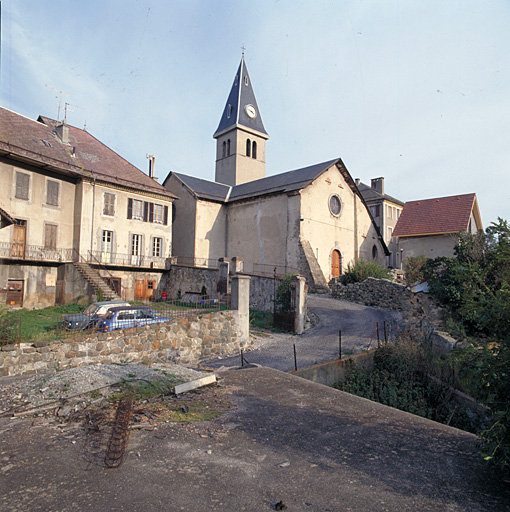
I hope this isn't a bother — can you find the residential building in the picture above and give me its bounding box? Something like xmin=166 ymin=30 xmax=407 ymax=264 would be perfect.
xmin=392 ymin=193 xmax=483 ymax=261
xmin=0 ymin=107 xmax=176 ymax=308
xmin=356 ymin=177 xmax=405 ymax=268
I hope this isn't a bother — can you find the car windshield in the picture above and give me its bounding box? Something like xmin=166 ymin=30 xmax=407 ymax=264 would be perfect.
xmin=83 ymin=304 xmax=100 ymax=315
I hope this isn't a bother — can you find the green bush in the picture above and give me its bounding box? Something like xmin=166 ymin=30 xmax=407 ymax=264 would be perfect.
xmin=403 ymin=255 xmax=428 ymax=285
xmin=275 ymin=273 xmax=296 ymax=312
xmin=340 ymin=259 xmax=391 ymax=285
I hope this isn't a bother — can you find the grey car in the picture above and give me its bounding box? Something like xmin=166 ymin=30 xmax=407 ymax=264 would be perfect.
xmin=63 ymin=300 xmax=130 ymax=330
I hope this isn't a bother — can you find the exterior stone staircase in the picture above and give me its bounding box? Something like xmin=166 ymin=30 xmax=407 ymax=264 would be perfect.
xmin=73 ymin=261 xmax=121 ymax=301
xmin=298 ymin=239 xmax=330 ymax=293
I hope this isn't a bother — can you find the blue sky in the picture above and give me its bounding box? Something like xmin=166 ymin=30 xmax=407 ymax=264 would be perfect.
xmin=1 ymin=0 xmax=509 ymax=226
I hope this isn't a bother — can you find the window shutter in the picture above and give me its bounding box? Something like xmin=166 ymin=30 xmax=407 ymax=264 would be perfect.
xmin=143 ymin=201 xmax=149 ymax=222
xmin=16 ymin=172 xmax=29 ymax=200
xmin=149 ymin=202 xmax=154 ymax=223
xmin=163 ymin=205 xmax=168 ymax=225
xmin=127 ymin=198 xmax=133 ymax=219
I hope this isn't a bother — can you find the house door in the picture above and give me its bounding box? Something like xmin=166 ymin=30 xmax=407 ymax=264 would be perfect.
xmin=135 ymin=279 xmax=156 ymax=301
xmin=331 ymin=250 xmax=341 ymax=278
xmin=6 ymin=280 xmax=24 ymax=306
xmin=12 ymin=220 xmax=26 ymax=258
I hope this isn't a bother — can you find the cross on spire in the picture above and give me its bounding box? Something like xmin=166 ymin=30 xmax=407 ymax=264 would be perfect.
xmin=241 ymin=44 xmax=246 ymax=56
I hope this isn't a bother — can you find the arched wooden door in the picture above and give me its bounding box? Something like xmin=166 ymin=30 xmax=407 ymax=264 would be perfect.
xmin=331 ymin=250 xmax=341 ymax=278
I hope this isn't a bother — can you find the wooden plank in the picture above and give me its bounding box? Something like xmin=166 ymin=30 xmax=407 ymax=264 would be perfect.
xmin=173 ymin=374 xmax=217 ymax=395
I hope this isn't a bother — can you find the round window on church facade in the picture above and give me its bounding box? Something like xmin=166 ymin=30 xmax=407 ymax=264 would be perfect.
xmin=329 ymin=194 xmax=342 ymax=216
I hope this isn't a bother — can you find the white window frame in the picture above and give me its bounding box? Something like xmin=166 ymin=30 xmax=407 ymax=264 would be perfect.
xmin=132 ymin=199 xmax=144 ymax=221
xmin=152 ymin=237 xmax=163 ymax=257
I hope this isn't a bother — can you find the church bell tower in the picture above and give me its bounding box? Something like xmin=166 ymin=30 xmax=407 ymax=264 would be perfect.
xmin=214 ymin=56 xmax=269 ymax=186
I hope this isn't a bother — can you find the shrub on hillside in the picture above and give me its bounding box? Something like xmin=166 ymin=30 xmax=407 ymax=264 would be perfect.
xmin=340 ymin=259 xmax=392 ymax=285
xmin=403 ymin=255 xmax=429 ymax=285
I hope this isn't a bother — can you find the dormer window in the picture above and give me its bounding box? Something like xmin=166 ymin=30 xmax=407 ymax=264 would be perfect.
xmin=227 ymin=104 xmax=232 ymax=118
xmin=234 ymin=75 xmax=238 ymax=86
xmin=244 ymin=76 xmax=248 ymax=86
xmin=246 ymin=139 xmax=251 ymax=157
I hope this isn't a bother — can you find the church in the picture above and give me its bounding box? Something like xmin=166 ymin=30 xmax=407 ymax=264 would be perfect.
xmin=163 ymin=57 xmax=388 ymax=291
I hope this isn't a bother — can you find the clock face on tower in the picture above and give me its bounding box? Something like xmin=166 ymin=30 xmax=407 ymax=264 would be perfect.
xmin=244 ymin=104 xmax=257 ymax=119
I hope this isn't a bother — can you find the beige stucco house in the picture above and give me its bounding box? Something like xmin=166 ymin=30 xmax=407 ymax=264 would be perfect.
xmin=164 ymin=57 xmax=388 ymax=290
xmin=392 ymin=193 xmax=483 ymax=261
xmin=356 ymin=177 xmax=405 ymax=268
xmin=0 ymin=107 xmax=176 ymax=308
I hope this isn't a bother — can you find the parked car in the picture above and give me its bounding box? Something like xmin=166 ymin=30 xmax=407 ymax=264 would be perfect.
xmin=96 ymin=306 xmax=171 ymax=332
xmin=63 ymin=300 xmax=130 ymax=330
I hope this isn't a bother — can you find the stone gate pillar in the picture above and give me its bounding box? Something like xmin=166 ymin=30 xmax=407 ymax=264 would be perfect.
xmin=231 ymin=275 xmax=251 ymax=347
xmin=291 ymin=275 xmax=307 ymax=335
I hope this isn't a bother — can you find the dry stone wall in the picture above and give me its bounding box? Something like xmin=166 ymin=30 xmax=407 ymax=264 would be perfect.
xmin=0 ymin=311 xmax=247 ymax=377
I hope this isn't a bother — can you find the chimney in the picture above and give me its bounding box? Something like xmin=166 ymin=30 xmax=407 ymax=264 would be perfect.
xmin=355 ymin=178 xmax=360 ymax=186
xmin=146 ymin=154 xmax=156 ymax=178
xmin=371 ymin=177 xmax=384 ymax=195
xmin=55 ymin=122 xmax=69 ymax=144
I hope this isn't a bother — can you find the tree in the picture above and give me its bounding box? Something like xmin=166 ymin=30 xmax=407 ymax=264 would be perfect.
xmin=424 ymin=219 xmax=510 ymax=470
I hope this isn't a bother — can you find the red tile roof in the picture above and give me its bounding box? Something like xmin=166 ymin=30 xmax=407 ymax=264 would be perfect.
xmin=0 ymin=107 xmax=176 ymax=199
xmin=393 ymin=193 xmax=478 ymax=237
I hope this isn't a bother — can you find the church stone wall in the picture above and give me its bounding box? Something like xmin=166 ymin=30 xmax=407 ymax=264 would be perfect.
xmin=164 ymin=175 xmax=197 ymax=260
xmin=300 ymin=165 xmax=386 ymax=280
xmin=227 ymin=195 xmax=289 ymax=271
xmin=195 ymin=200 xmax=227 ymax=262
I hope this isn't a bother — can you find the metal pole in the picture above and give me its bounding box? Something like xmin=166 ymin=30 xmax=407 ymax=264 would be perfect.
xmin=241 ymin=349 xmax=244 ymax=367
xmin=293 ymin=344 xmax=297 ymax=371
xmin=376 ymin=321 xmax=380 ymax=348
xmin=339 ymin=329 xmax=342 ymax=359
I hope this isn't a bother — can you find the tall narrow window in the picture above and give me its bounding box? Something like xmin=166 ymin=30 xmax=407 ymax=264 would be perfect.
xmin=103 ymin=192 xmax=115 ymax=216
xmin=153 ymin=204 xmax=164 ymax=224
xmin=15 ymin=172 xmax=30 ymax=200
xmin=227 ymin=139 xmax=231 ymax=156
xmin=252 ymin=141 xmax=257 ymax=159
xmin=44 ymin=224 xmax=58 ymax=249
xmin=132 ymin=199 xmax=144 ymax=220
xmin=246 ymin=139 xmax=251 ymax=157
xmin=131 ymin=234 xmax=142 ymax=265
xmin=101 ymin=230 xmax=113 ymax=263
xmin=153 ymin=237 xmax=162 ymax=257
xmin=222 ymin=141 xmax=226 ymax=158
xmin=46 ymin=180 xmax=59 ymax=206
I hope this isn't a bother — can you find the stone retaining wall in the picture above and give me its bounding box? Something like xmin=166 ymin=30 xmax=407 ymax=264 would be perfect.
xmin=0 ymin=310 xmax=248 ymax=377
xmin=331 ymin=277 xmax=445 ymax=330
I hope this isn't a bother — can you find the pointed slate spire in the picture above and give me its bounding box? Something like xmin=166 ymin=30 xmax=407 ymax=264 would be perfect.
xmin=214 ymin=56 xmax=268 ymax=138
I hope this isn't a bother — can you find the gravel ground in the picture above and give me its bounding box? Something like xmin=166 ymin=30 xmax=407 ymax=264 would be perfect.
xmin=203 ymin=294 xmax=403 ymax=370
xmin=0 ymin=362 xmax=206 ymax=415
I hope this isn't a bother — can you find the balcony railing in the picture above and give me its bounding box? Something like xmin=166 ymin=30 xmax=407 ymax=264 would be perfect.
xmin=0 ymin=242 xmax=74 ymax=263
xmin=173 ymin=256 xmax=220 ymax=269
xmin=88 ymin=250 xmax=167 ymax=269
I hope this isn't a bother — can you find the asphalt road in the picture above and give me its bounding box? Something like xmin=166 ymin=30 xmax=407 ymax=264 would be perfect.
xmin=203 ymin=294 xmax=403 ymax=371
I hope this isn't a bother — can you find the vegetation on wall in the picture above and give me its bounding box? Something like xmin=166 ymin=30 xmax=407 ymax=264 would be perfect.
xmin=333 ymin=335 xmax=470 ymax=428
xmin=421 ymin=219 xmax=510 ymax=471
xmin=340 ymin=259 xmax=392 ymax=285
xmin=402 ymin=255 xmax=428 ymax=285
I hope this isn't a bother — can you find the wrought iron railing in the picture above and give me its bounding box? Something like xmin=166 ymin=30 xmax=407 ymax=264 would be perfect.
xmin=173 ymin=256 xmax=220 ymax=269
xmin=0 ymin=242 xmax=74 ymax=262
xmin=88 ymin=250 xmax=167 ymax=269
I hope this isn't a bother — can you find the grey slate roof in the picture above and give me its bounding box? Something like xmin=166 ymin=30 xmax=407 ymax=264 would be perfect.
xmin=229 ymin=159 xmax=340 ymax=201
xmin=167 ymin=159 xmax=341 ymax=203
xmin=213 ymin=57 xmax=268 ymax=138
xmin=357 ymin=181 xmax=404 ymax=206
xmin=170 ymin=173 xmax=231 ymax=202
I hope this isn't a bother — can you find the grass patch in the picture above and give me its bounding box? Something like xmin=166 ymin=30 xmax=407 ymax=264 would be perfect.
xmin=6 ymin=303 xmax=86 ymax=343
xmin=249 ymin=310 xmax=273 ymax=330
